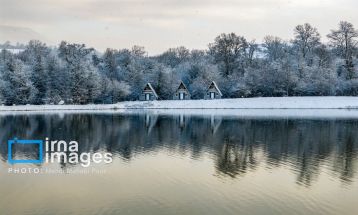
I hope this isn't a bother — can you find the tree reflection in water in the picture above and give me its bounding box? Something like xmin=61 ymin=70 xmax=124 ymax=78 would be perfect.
xmin=0 ymin=113 xmax=357 ymax=186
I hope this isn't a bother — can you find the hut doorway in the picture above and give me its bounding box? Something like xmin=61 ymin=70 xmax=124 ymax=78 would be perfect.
xmin=179 ymin=93 xmax=184 ymax=100
xmin=210 ymin=92 xmax=215 ymax=99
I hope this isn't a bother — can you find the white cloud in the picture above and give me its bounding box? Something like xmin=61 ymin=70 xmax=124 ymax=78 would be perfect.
xmin=0 ymin=0 xmax=357 ymax=54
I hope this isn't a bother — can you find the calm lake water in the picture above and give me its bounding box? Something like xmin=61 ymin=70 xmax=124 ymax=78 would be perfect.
xmin=1 ymin=112 xmax=358 ymax=215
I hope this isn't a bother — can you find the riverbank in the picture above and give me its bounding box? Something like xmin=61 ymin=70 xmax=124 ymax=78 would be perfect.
xmin=1 ymin=97 xmax=358 ymax=112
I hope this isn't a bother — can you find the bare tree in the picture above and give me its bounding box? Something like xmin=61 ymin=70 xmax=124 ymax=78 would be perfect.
xmin=263 ymin=36 xmax=287 ymax=61
xmin=131 ymin=45 xmax=147 ymax=57
xmin=209 ymin=33 xmax=248 ymax=76
xmin=293 ymin=23 xmax=321 ymax=60
xmin=246 ymin=40 xmax=259 ymax=66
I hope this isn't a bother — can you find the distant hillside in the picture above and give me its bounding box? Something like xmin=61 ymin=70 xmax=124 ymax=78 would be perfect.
xmin=0 ymin=25 xmax=49 ymax=44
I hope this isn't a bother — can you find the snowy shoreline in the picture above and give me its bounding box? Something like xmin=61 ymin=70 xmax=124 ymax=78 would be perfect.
xmin=1 ymin=97 xmax=358 ymax=111
xmin=2 ymin=97 xmax=358 ymax=118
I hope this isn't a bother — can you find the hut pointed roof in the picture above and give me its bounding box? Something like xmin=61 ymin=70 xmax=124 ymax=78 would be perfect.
xmin=143 ymin=83 xmax=158 ymax=98
xmin=176 ymin=81 xmax=190 ymax=95
xmin=208 ymin=81 xmax=223 ymax=96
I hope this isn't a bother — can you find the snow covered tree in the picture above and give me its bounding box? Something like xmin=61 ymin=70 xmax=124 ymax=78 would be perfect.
xmin=209 ymin=33 xmax=248 ymax=76
xmin=58 ymin=41 xmax=98 ymax=104
xmin=244 ymin=60 xmax=297 ymax=97
xmin=263 ymin=36 xmax=287 ymax=62
xmin=0 ymin=56 xmax=35 ymax=105
xmin=157 ymin=46 xmax=190 ymax=68
xmin=149 ymin=63 xmax=173 ymax=100
xmin=111 ymin=80 xmax=131 ymax=102
xmin=102 ymin=48 xmax=118 ymax=80
xmin=245 ymin=40 xmax=259 ymax=67
xmin=292 ymin=23 xmax=321 ymax=79
xmin=314 ymin=44 xmax=332 ymax=68
xmin=122 ymin=57 xmax=146 ymax=100
xmin=3 ymin=21 xmax=358 ymax=103
xmin=131 ymin=45 xmax=146 ymax=57
xmin=293 ymin=23 xmax=321 ymax=60
xmin=189 ymin=63 xmax=220 ymax=99
xmin=19 ymin=40 xmax=50 ymax=104
xmin=30 ymin=54 xmax=47 ymax=104
xmin=294 ymin=65 xmax=336 ymax=96
xmin=328 ymin=21 xmax=358 ymax=79
xmin=45 ymin=52 xmax=67 ymax=104
xmin=0 ymin=78 xmax=5 ymax=104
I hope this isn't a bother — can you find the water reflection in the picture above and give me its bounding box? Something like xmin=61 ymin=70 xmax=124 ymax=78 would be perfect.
xmin=0 ymin=113 xmax=357 ymax=186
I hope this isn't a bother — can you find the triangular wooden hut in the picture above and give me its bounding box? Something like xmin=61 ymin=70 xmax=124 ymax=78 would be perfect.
xmin=140 ymin=83 xmax=158 ymax=101
xmin=173 ymin=81 xmax=191 ymax=100
xmin=204 ymin=81 xmax=222 ymax=99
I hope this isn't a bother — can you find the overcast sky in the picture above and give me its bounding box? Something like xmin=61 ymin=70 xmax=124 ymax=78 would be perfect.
xmin=0 ymin=0 xmax=357 ymax=55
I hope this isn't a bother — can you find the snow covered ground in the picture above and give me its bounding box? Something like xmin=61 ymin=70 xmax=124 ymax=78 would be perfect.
xmin=2 ymin=97 xmax=358 ymax=118
xmin=116 ymin=97 xmax=358 ymax=109
xmin=2 ymin=97 xmax=358 ymax=112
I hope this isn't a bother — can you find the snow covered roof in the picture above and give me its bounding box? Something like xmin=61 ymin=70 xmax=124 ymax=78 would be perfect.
xmin=143 ymin=83 xmax=158 ymax=98
xmin=175 ymin=81 xmax=190 ymax=95
xmin=208 ymin=81 xmax=222 ymax=96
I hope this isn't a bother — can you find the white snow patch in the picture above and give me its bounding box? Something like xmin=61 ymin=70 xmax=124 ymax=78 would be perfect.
xmin=1 ymin=97 xmax=358 ymax=114
xmin=4 ymin=48 xmax=24 ymax=54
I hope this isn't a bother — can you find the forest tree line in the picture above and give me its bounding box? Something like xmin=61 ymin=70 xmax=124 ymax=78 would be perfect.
xmin=0 ymin=21 xmax=358 ymax=105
